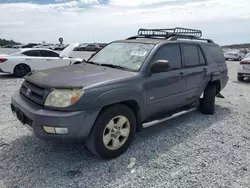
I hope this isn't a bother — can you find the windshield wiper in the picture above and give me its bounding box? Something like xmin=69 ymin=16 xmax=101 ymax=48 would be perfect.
xmin=85 ymin=61 xmax=102 ymax=67
xmin=100 ymin=64 xmax=127 ymax=70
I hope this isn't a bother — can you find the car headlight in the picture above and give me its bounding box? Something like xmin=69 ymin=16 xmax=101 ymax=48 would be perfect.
xmin=44 ymin=89 xmax=84 ymax=108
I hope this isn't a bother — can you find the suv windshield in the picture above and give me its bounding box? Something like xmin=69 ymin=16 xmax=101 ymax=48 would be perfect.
xmin=88 ymin=42 xmax=155 ymax=71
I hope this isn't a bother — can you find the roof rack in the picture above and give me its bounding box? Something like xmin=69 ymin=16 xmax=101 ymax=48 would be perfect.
xmin=126 ymin=27 xmax=214 ymax=43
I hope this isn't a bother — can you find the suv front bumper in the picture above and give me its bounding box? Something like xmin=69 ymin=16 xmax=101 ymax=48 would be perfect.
xmin=11 ymin=91 xmax=100 ymax=141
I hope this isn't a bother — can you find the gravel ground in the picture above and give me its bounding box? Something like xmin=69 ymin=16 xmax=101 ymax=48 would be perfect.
xmin=0 ymin=50 xmax=250 ymax=188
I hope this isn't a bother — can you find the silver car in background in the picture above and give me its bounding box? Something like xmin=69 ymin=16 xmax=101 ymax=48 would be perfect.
xmin=224 ymin=49 xmax=247 ymax=61
xmin=237 ymin=53 xmax=250 ymax=81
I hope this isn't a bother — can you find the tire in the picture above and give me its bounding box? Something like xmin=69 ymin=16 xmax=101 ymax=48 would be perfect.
xmin=14 ymin=64 xmax=31 ymax=77
xmin=86 ymin=104 xmax=136 ymax=159
xmin=200 ymin=84 xmax=216 ymax=115
xmin=238 ymin=56 xmax=242 ymax=61
xmin=237 ymin=76 xmax=244 ymax=81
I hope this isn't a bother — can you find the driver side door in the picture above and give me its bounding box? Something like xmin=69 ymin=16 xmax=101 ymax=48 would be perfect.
xmin=145 ymin=44 xmax=187 ymax=120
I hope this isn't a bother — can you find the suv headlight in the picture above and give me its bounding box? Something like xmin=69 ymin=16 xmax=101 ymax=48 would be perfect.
xmin=45 ymin=89 xmax=84 ymax=108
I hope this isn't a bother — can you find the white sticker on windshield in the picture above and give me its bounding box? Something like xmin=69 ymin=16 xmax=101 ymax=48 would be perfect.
xmin=130 ymin=51 xmax=147 ymax=56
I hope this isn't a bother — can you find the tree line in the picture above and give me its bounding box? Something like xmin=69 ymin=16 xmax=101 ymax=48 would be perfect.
xmin=0 ymin=38 xmax=20 ymax=46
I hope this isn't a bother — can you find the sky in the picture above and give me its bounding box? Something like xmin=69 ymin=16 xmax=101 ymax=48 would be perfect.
xmin=0 ymin=0 xmax=250 ymax=45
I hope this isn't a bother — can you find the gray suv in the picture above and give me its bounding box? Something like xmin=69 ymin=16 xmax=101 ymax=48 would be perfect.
xmin=11 ymin=27 xmax=229 ymax=159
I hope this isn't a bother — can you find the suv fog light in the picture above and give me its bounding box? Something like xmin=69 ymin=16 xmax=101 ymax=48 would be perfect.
xmin=55 ymin=127 xmax=68 ymax=135
xmin=43 ymin=126 xmax=56 ymax=134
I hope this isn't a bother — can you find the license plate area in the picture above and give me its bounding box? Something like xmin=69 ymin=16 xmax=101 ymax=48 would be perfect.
xmin=15 ymin=108 xmax=25 ymax=124
xmin=12 ymin=105 xmax=33 ymax=127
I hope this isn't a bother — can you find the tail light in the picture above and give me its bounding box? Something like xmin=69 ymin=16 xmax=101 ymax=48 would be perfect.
xmin=0 ymin=58 xmax=7 ymax=63
xmin=240 ymin=61 xmax=249 ymax=65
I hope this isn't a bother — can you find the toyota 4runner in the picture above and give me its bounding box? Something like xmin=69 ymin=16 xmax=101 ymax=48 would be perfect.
xmin=11 ymin=27 xmax=229 ymax=159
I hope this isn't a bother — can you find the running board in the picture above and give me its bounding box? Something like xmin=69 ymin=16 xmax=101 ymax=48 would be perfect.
xmin=142 ymin=107 xmax=197 ymax=128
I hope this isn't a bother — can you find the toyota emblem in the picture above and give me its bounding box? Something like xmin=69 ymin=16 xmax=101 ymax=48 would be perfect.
xmin=26 ymin=88 xmax=32 ymax=96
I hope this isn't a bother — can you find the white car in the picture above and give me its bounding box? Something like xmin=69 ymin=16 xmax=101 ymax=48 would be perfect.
xmin=224 ymin=49 xmax=247 ymax=61
xmin=0 ymin=43 xmax=82 ymax=77
xmin=237 ymin=53 xmax=250 ymax=81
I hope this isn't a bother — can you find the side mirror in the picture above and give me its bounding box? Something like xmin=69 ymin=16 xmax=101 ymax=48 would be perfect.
xmin=150 ymin=60 xmax=170 ymax=74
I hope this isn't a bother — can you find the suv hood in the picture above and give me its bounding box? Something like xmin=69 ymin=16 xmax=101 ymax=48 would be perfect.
xmin=24 ymin=63 xmax=136 ymax=89
xmin=59 ymin=43 xmax=79 ymax=58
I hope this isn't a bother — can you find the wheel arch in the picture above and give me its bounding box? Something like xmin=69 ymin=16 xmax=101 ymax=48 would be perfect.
xmin=96 ymin=100 xmax=142 ymax=132
xmin=13 ymin=63 xmax=31 ymax=77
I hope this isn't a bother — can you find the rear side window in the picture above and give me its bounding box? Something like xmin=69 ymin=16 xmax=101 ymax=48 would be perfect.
xmin=182 ymin=44 xmax=200 ymax=67
xmin=198 ymin=47 xmax=206 ymax=65
xmin=152 ymin=44 xmax=182 ymax=70
xmin=23 ymin=50 xmax=40 ymax=57
xmin=207 ymin=46 xmax=225 ymax=63
xmin=40 ymin=50 xmax=59 ymax=57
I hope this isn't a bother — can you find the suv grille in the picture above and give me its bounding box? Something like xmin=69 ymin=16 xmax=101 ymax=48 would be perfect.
xmin=20 ymin=81 xmax=47 ymax=106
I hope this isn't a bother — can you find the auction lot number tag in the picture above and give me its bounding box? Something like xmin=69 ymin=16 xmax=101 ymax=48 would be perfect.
xmin=130 ymin=51 xmax=147 ymax=56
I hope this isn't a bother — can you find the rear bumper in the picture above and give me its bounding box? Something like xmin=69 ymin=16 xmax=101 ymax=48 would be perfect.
xmin=0 ymin=64 xmax=12 ymax=74
xmin=237 ymin=65 xmax=250 ymax=76
xmin=11 ymin=91 xmax=100 ymax=141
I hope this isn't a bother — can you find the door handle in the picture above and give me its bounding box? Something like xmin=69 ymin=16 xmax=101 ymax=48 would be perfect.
xmin=179 ymin=72 xmax=185 ymax=76
xmin=178 ymin=72 xmax=185 ymax=79
xmin=203 ymin=68 xmax=208 ymax=73
xmin=46 ymin=59 xmax=52 ymax=61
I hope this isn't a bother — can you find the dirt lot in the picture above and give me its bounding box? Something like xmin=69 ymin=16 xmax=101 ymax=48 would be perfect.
xmin=0 ymin=51 xmax=250 ymax=188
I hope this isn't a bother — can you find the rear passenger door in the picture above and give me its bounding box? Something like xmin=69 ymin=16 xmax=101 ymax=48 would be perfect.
xmin=181 ymin=44 xmax=209 ymax=105
xmin=39 ymin=50 xmax=70 ymax=69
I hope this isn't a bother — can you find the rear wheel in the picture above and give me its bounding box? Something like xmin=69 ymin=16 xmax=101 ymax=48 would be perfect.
xmin=200 ymin=84 xmax=216 ymax=115
xmin=14 ymin=64 xmax=31 ymax=77
xmin=86 ymin=104 xmax=136 ymax=159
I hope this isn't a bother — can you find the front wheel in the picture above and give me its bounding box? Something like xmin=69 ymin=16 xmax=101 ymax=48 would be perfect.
xmin=200 ymin=84 xmax=216 ymax=115
xmin=86 ymin=104 xmax=136 ymax=159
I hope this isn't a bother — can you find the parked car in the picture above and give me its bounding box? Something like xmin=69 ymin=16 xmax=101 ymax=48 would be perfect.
xmin=11 ymin=27 xmax=228 ymax=159
xmin=83 ymin=44 xmax=100 ymax=51
xmin=52 ymin=44 xmax=68 ymax=51
xmin=74 ymin=44 xmax=88 ymax=51
xmin=22 ymin=43 xmax=38 ymax=48
xmin=237 ymin=53 xmax=250 ymax=81
xmin=224 ymin=49 xmax=247 ymax=61
xmin=32 ymin=44 xmax=53 ymax=49
xmin=0 ymin=43 xmax=81 ymax=77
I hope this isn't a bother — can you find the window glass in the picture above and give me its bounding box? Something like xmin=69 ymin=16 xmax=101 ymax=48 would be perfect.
xmin=207 ymin=46 xmax=225 ymax=63
xmin=23 ymin=50 xmax=40 ymax=57
xmin=40 ymin=50 xmax=59 ymax=57
xmin=183 ymin=44 xmax=199 ymax=67
xmin=151 ymin=44 xmax=182 ymax=70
